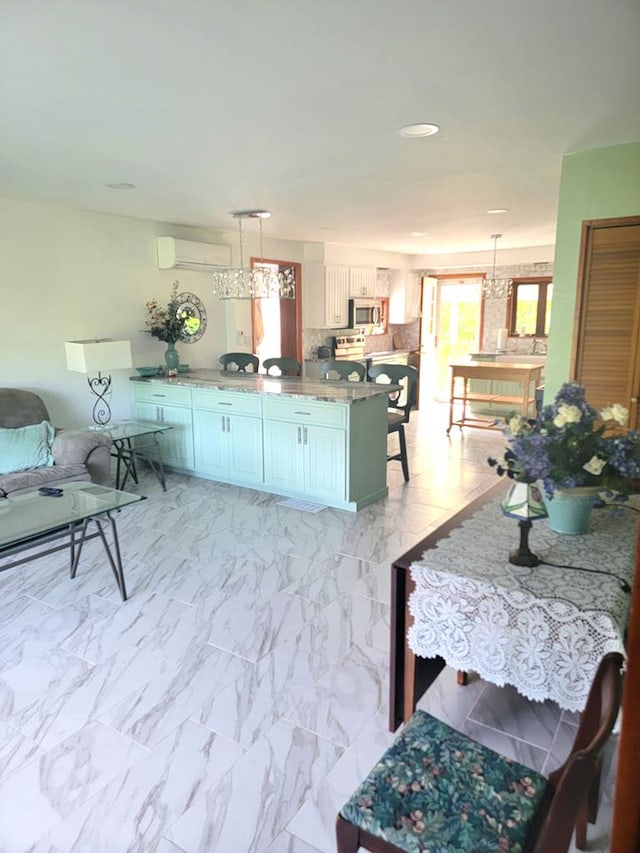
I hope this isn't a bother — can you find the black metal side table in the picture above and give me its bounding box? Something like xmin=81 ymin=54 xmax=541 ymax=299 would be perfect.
xmin=100 ymin=421 xmax=173 ymax=491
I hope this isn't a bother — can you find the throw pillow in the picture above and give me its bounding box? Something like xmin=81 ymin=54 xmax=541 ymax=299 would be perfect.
xmin=0 ymin=421 xmax=55 ymax=474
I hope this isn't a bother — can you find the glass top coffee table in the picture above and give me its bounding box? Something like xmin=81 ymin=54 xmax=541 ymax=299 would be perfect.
xmin=0 ymin=482 xmax=145 ymax=600
xmin=99 ymin=421 xmax=173 ymax=491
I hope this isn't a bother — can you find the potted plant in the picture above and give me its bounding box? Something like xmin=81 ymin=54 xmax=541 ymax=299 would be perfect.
xmin=488 ymin=382 xmax=640 ymax=532
xmin=144 ymin=282 xmax=190 ymax=376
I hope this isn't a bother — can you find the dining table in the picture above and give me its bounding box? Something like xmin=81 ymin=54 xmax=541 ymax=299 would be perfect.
xmin=388 ymin=481 xmax=638 ymax=731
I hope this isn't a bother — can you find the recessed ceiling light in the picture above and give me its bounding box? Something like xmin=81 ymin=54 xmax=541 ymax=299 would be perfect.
xmin=106 ymin=182 xmax=137 ymax=190
xmin=486 ymin=208 xmax=509 ymax=214
xmin=398 ymin=123 xmax=439 ymax=138
xmin=410 ymin=231 xmax=427 ymax=237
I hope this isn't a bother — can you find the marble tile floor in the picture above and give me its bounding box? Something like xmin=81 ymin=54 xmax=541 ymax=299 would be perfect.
xmin=0 ymin=404 xmax=618 ymax=852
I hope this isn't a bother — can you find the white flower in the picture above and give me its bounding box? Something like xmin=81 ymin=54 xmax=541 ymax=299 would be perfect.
xmin=600 ymin=403 xmax=628 ymax=426
xmin=583 ymin=455 xmax=607 ymax=476
xmin=553 ymin=404 xmax=582 ymax=428
xmin=507 ymin=415 xmax=529 ymax=437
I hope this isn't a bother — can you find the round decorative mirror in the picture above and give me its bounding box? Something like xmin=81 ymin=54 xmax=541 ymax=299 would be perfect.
xmin=177 ymin=292 xmax=207 ymax=343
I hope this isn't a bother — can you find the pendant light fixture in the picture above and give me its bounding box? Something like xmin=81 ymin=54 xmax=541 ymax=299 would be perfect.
xmin=211 ymin=210 xmax=295 ymax=300
xmin=482 ymin=233 xmax=511 ymax=300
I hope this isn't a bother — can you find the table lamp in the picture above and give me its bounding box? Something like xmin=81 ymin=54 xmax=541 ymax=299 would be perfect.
xmin=501 ymin=479 xmax=547 ymax=567
xmin=65 ymin=339 xmax=132 ymax=426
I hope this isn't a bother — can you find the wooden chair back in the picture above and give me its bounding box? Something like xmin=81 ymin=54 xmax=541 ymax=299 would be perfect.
xmin=219 ymin=352 xmax=260 ymax=373
xmin=320 ymin=359 xmax=366 ymax=382
xmin=263 ymin=357 xmax=301 ymax=377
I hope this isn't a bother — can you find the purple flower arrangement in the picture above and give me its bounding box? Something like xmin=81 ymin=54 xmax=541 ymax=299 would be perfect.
xmin=488 ymin=382 xmax=640 ymax=498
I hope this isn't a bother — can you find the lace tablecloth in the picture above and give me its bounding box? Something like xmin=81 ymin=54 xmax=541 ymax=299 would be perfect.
xmin=408 ymin=500 xmax=637 ymax=711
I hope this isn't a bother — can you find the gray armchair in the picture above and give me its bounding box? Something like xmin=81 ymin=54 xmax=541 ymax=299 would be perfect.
xmin=0 ymin=388 xmax=112 ymax=496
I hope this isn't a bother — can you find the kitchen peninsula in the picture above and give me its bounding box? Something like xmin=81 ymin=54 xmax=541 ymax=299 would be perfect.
xmin=130 ymin=370 xmax=393 ymax=511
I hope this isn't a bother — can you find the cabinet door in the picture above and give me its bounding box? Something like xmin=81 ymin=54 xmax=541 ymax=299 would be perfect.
xmin=389 ymin=271 xmax=421 ymax=324
xmin=133 ymin=401 xmax=194 ymax=470
xmin=349 ymin=267 xmax=376 ymax=297
xmin=264 ymin=420 xmax=305 ymax=491
xmin=193 ymin=409 xmax=228 ymax=477
xmin=574 ymin=219 xmax=640 ymax=428
xmin=303 ymin=425 xmax=346 ymax=502
xmin=227 ymin=414 xmax=264 ymax=484
xmin=325 ymin=265 xmax=350 ymax=327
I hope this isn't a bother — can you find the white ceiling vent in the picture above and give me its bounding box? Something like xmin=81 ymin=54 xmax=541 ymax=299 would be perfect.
xmin=157 ymin=237 xmax=231 ymax=272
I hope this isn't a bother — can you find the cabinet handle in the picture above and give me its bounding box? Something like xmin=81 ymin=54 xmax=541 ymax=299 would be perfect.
xmin=221 ymin=415 xmax=226 ymax=432
xmin=218 ymin=402 xmax=232 ymax=406
xmin=226 ymin=416 xmax=230 ymax=432
xmin=297 ymin=426 xmax=302 ymax=444
xmin=294 ymin=411 xmax=311 ymax=416
xmin=152 ymin=393 xmax=166 ymax=398
xmin=303 ymin=426 xmax=308 ymax=445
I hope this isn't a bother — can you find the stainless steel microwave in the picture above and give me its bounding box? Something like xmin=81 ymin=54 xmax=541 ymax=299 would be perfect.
xmin=348 ymin=298 xmax=384 ymax=332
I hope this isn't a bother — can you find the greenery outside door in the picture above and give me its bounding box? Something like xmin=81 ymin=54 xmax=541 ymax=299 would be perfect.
xmin=434 ymin=277 xmax=482 ymax=401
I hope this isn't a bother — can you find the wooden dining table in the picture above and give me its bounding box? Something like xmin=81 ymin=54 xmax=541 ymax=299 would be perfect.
xmin=389 ymin=481 xmax=637 ymax=731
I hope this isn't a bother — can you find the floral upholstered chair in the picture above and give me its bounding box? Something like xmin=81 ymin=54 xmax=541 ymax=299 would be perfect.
xmin=336 ymin=652 xmax=623 ymax=853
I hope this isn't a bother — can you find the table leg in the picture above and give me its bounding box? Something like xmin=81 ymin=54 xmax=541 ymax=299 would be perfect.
xmin=447 ymin=369 xmax=456 ymax=434
xmin=70 ymin=513 xmax=128 ymax=601
xmin=147 ymin=433 xmax=167 ymax=491
xmin=114 ymin=438 xmax=139 ymax=491
xmin=390 ymin=564 xmax=445 ymax=730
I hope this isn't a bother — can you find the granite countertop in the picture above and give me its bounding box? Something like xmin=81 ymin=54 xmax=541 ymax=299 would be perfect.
xmin=130 ymin=369 xmax=397 ymax=403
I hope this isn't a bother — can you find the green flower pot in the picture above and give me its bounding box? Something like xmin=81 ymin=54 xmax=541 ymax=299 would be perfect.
xmin=544 ymin=488 xmax=595 ymax=535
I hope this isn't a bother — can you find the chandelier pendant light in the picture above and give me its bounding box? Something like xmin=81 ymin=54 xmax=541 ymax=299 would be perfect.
xmin=482 ymin=233 xmax=511 ymax=300
xmin=211 ymin=211 xmax=295 ymax=300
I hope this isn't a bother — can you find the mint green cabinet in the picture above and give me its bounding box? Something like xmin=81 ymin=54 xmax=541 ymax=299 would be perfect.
xmin=263 ymin=417 xmax=346 ymax=503
xmin=132 ymin=385 xmax=194 ymax=470
xmin=130 ymin=379 xmax=389 ymax=510
xmin=192 ymin=390 xmax=263 ymax=485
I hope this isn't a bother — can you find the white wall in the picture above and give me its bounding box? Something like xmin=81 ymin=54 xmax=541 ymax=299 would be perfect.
xmin=0 ymin=196 xmax=232 ymax=428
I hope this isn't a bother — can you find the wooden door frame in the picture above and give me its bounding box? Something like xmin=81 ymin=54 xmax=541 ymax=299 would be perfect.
xmin=249 ymin=258 xmax=303 ymax=363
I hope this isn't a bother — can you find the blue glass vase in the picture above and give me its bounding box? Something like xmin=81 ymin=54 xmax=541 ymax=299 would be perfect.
xmin=544 ymin=489 xmax=594 ymax=535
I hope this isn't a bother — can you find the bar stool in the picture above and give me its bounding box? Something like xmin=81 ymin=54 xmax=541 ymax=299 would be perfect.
xmin=320 ymin=360 xmax=366 ymax=382
xmin=368 ymin=363 xmax=418 ymax=481
xmin=219 ymin=352 xmax=260 ymax=373
xmin=263 ymin=357 xmax=302 ymax=377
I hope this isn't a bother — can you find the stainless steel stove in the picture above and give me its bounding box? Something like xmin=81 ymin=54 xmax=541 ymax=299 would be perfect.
xmin=333 ymin=334 xmax=366 ymax=360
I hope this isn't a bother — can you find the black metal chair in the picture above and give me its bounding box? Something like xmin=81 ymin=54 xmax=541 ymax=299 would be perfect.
xmin=219 ymin=352 xmax=260 ymax=373
xmin=320 ymin=359 xmax=366 ymax=382
xmin=367 ymin=363 xmax=418 ymax=482
xmin=337 ymin=652 xmax=624 ymax=853
xmin=263 ymin=357 xmax=302 ymax=377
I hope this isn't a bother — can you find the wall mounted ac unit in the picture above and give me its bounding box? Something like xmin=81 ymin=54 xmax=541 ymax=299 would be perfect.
xmin=157 ymin=237 xmax=231 ymax=271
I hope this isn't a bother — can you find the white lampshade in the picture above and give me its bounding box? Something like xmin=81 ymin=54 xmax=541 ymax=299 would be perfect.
xmin=65 ymin=339 xmax=132 ymax=374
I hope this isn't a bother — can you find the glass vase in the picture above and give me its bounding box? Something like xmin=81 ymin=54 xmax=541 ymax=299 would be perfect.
xmin=164 ymin=341 xmax=179 ymax=377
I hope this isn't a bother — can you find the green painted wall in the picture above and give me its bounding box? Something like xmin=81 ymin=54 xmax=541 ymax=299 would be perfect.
xmin=545 ymin=141 xmax=640 ymax=398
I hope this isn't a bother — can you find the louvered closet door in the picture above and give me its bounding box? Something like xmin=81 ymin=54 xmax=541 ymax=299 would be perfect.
xmin=573 ymin=218 xmax=640 ymax=429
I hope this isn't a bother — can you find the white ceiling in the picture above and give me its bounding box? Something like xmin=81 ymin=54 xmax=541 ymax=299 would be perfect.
xmin=2 ymin=0 xmax=639 ymax=255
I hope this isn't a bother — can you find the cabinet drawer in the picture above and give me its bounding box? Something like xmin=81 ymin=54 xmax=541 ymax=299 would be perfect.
xmin=133 ymin=383 xmax=192 ymax=406
xmin=193 ymin=389 xmax=262 ymax=416
xmin=263 ymin=397 xmax=346 ymax=428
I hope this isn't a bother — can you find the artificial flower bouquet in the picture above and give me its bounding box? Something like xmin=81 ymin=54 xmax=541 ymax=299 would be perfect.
xmin=145 ymin=281 xmax=190 ymax=343
xmin=488 ymin=382 xmax=640 ymax=498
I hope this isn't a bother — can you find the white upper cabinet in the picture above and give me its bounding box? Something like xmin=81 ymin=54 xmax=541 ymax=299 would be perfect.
xmin=303 ymin=263 xmax=350 ymax=328
xmin=349 ymin=267 xmax=377 ymax=297
xmin=389 ymin=270 xmax=421 ymax=324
